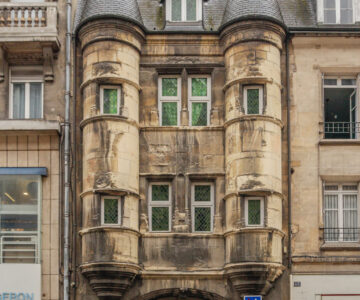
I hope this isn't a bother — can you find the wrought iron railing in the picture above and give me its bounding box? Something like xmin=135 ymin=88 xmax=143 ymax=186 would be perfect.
xmin=324 ymin=122 xmax=360 ymax=139
xmin=323 ymin=227 xmax=360 ymax=242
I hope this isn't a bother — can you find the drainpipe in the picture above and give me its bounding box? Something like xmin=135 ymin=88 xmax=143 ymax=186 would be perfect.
xmin=64 ymin=0 xmax=72 ymax=299
xmin=286 ymin=35 xmax=292 ymax=270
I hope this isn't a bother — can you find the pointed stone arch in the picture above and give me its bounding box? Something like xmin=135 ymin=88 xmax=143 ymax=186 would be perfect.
xmin=133 ymin=288 xmax=228 ymax=300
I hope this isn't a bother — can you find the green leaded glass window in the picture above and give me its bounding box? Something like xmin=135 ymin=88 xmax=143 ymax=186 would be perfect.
xmin=246 ymin=88 xmax=260 ymax=115
xmin=162 ymin=78 xmax=178 ymax=97
xmin=162 ymin=102 xmax=178 ymax=126
xmin=151 ymin=207 xmax=170 ymax=231
xmin=103 ymin=88 xmax=119 ymax=114
xmin=194 ymin=207 xmax=211 ymax=232
xmin=192 ymin=78 xmax=207 ymax=97
xmin=194 ymin=185 xmax=211 ymax=202
xmin=186 ymin=0 xmax=197 ymax=21
xmin=192 ymin=102 xmax=208 ymax=126
xmin=152 ymin=185 xmax=169 ymax=201
xmin=247 ymin=199 xmax=261 ymax=225
xmin=171 ymin=0 xmax=182 ymax=21
xmin=103 ymin=198 xmax=119 ymax=224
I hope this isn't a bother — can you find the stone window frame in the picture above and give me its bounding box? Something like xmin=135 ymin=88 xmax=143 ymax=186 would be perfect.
xmin=190 ymin=182 xmax=214 ymax=233
xmin=148 ymin=182 xmax=173 ymax=232
xmin=9 ymin=66 xmax=44 ymax=120
xmin=243 ymin=85 xmax=264 ymax=115
xmin=317 ymin=0 xmax=359 ymax=24
xmin=101 ymin=195 xmax=122 ymax=226
xmin=158 ymin=76 xmax=182 ymax=126
xmin=165 ymin=0 xmax=203 ymax=22
xmin=244 ymin=196 xmax=265 ymax=227
xmin=99 ymin=85 xmax=122 ymax=115
xmin=188 ymin=75 xmax=212 ymax=126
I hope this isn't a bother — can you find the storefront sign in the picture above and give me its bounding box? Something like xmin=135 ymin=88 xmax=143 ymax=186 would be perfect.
xmin=244 ymin=297 xmax=262 ymax=300
xmin=0 ymin=264 xmax=40 ymax=300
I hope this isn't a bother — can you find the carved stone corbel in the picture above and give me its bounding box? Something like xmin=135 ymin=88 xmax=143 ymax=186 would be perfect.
xmin=43 ymin=46 xmax=54 ymax=82
xmin=0 ymin=47 xmax=5 ymax=83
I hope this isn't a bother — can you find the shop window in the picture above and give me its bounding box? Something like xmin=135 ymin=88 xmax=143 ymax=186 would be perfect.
xmin=324 ymin=183 xmax=359 ymax=242
xmin=166 ymin=0 xmax=202 ymax=22
xmin=188 ymin=76 xmax=211 ymax=126
xmin=10 ymin=68 xmax=43 ymax=119
xmin=323 ymin=77 xmax=358 ymax=139
xmin=191 ymin=183 xmax=214 ymax=232
xmin=324 ymin=0 xmax=354 ymax=24
xmin=100 ymin=86 xmax=121 ymax=115
xmin=101 ymin=196 xmax=121 ymax=225
xmin=159 ymin=77 xmax=181 ymax=126
xmin=244 ymin=86 xmax=263 ymax=115
xmin=245 ymin=197 xmax=264 ymax=227
xmin=149 ymin=183 xmax=172 ymax=232
xmin=0 ymin=174 xmax=41 ymax=264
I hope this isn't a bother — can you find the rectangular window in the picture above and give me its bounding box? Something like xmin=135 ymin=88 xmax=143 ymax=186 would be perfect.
xmin=191 ymin=183 xmax=214 ymax=232
xmin=323 ymin=77 xmax=358 ymax=139
xmin=159 ymin=77 xmax=181 ymax=126
xmin=245 ymin=197 xmax=264 ymax=227
xmin=167 ymin=0 xmax=201 ymax=22
xmin=10 ymin=69 xmax=43 ymax=119
xmin=0 ymin=175 xmax=41 ymax=264
xmin=149 ymin=183 xmax=171 ymax=232
xmin=100 ymin=86 xmax=121 ymax=115
xmin=101 ymin=196 xmax=121 ymax=225
xmin=324 ymin=183 xmax=359 ymax=242
xmin=244 ymin=85 xmax=263 ymax=115
xmin=324 ymin=0 xmax=354 ymax=24
xmin=188 ymin=76 xmax=211 ymax=126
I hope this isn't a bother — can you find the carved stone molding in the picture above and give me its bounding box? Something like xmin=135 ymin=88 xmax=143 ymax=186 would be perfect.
xmin=225 ymin=263 xmax=285 ymax=296
xmin=43 ymin=46 xmax=54 ymax=82
xmin=0 ymin=47 xmax=5 ymax=82
xmin=80 ymin=262 xmax=141 ymax=299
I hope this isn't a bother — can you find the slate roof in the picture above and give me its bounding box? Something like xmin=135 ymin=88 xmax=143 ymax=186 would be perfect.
xmin=74 ymin=0 xmax=356 ymax=33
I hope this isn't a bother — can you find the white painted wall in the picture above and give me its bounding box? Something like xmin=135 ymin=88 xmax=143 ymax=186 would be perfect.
xmin=291 ymin=275 xmax=360 ymax=300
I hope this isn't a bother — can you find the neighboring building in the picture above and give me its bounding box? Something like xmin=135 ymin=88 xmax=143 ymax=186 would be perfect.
xmin=72 ymin=0 xmax=360 ymax=299
xmin=0 ymin=1 xmax=65 ymax=300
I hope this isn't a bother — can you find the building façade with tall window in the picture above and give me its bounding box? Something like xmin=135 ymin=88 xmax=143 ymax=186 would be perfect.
xmin=1 ymin=0 xmax=360 ymax=300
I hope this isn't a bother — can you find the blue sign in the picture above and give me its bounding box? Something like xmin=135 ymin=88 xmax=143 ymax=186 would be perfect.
xmin=244 ymin=297 xmax=262 ymax=300
xmin=0 ymin=293 xmax=34 ymax=300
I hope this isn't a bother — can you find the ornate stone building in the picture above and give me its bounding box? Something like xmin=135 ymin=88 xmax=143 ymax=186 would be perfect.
xmin=71 ymin=0 xmax=360 ymax=299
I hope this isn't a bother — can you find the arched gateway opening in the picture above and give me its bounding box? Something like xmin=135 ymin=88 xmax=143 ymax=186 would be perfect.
xmin=134 ymin=288 xmax=227 ymax=300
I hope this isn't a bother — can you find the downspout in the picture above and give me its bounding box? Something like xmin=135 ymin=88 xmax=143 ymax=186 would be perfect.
xmin=286 ymin=34 xmax=292 ymax=270
xmin=64 ymin=0 xmax=72 ymax=299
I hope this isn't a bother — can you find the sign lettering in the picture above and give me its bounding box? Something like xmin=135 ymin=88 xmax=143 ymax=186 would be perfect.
xmin=244 ymin=296 xmax=262 ymax=300
xmin=0 ymin=293 xmax=34 ymax=300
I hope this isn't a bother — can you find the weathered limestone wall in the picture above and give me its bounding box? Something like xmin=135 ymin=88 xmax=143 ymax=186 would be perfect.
xmin=0 ymin=133 xmax=60 ymax=300
xmin=290 ymin=36 xmax=360 ymax=274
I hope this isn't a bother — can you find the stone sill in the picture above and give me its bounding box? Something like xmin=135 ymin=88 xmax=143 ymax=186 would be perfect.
xmin=0 ymin=119 xmax=61 ymax=133
xmin=140 ymin=126 xmax=224 ymax=132
xmin=319 ymin=139 xmax=360 ymax=145
xmin=321 ymin=242 xmax=360 ymax=251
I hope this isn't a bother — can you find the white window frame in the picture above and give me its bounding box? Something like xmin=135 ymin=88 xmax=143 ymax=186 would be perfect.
xmin=100 ymin=85 xmax=121 ymax=115
xmin=191 ymin=183 xmax=214 ymax=233
xmin=319 ymin=0 xmax=356 ymax=24
xmin=158 ymin=76 xmax=181 ymax=126
xmin=245 ymin=197 xmax=265 ymax=227
xmin=9 ymin=71 xmax=44 ymax=120
xmin=324 ymin=183 xmax=359 ymax=242
xmin=148 ymin=183 xmax=172 ymax=232
xmin=166 ymin=0 xmax=202 ymax=22
xmin=188 ymin=75 xmax=211 ymax=126
xmin=244 ymin=85 xmax=264 ymax=115
xmin=101 ymin=196 xmax=121 ymax=226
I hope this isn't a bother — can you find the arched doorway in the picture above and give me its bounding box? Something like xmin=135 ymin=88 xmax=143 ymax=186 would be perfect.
xmin=135 ymin=288 xmax=227 ymax=300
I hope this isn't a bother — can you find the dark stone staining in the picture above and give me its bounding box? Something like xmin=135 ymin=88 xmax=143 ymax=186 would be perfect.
xmin=84 ymin=230 xmax=116 ymax=263
xmin=240 ymin=180 xmax=264 ymax=190
xmin=92 ymin=62 xmax=121 ymax=77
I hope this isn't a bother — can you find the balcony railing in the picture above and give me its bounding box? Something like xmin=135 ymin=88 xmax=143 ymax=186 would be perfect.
xmin=0 ymin=3 xmax=58 ymax=47
xmin=324 ymin=227 xmax=360 ymax=242
xmin=324 ymin=122 xmax=360 ymax=139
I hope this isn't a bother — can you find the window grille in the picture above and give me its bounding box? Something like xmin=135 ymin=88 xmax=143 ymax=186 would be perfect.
xmin=244 ymin=86 xmax=263 ymax=115
xmin=149 ymin=184 xmax=171 ymax=232
xmin=102 ymin=197 xmax=120 ymax=225
xmin=191 ymin=183 xmax=214 ymax=232
xmin=245 ymin=197 xmax=264 ymax=227
xmin=188 ymin=76 xmax=211 ymax=126
xmin=159 ymin=77 xmax=181 ymax=126
xmin=100 ymin=86 xmax=121 ymax=115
